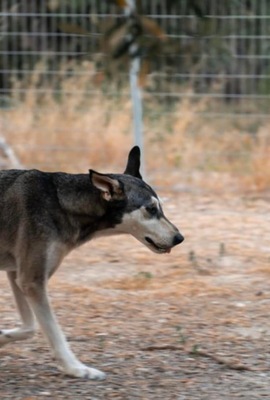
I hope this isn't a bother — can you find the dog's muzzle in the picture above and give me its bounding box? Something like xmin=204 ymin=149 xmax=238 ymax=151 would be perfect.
xmin=145 ymin=232 xmax=184 ymax=254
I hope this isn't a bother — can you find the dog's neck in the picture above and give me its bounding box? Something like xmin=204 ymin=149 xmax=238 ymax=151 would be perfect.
xmin=53 ymin=173 xmax=125 ymax=247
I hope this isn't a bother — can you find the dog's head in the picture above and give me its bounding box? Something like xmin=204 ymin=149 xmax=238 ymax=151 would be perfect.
xmin=89 ymin=146 xmax=184 ymax=253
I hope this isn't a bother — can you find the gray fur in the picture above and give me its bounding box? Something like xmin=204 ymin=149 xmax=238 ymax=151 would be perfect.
xmin=0 ymin=146 xmax=184 ymax=379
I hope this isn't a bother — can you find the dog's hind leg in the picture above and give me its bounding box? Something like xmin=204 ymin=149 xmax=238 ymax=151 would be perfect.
xmin=0 ymin=271 xmax=36 ymax=346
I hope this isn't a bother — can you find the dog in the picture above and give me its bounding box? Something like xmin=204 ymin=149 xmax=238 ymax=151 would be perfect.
xmin=0 ymin=146 xmax=184 ymax=379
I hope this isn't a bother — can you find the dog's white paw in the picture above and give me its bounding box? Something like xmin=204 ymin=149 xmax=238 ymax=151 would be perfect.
xmin=0 ymin=330 xmax=12 ymax=347
xmin=0 ymin=327 xmax=35 ymax=347
xmin=61 ymin=363 xmax=106 ymax=380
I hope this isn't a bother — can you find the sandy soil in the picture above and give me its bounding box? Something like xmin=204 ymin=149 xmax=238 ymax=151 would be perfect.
xmin=0 ymin=189 xmax=270 ymax=399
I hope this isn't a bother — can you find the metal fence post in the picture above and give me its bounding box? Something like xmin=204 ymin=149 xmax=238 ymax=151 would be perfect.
xmin=124 ymin=0 xmax=145 ymax=176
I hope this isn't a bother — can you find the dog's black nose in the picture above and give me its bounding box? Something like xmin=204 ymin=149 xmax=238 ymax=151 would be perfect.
xmin=173 ymin=233 xmax=184 ymax=246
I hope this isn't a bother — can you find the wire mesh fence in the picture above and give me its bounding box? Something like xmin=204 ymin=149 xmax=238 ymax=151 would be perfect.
xmin=0 ymin=1 xmax=269 ymax=178
xmin=1 ymin=1 xmax=270 ymax=103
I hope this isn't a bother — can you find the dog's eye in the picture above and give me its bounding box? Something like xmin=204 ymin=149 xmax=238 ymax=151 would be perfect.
xmin=146 ymin=206 xmax=158 ymax=216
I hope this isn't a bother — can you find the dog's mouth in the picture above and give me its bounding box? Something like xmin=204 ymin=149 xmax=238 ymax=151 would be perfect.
xmin=145 ymin=237 xmax=171 ymax=254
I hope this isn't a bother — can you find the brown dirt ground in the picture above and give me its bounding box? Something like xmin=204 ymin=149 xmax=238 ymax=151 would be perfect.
xmin=1 ymin=189 xmax=270 ymax=399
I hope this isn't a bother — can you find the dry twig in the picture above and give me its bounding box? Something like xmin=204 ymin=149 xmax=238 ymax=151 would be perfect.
xmin=141 ymin=345 xmax=256 ymax=372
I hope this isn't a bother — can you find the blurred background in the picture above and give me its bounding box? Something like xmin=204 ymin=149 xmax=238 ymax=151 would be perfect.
xmin=1 ymin=5 xmax=270 ymax=396
xmin=0 ymin=0 xmax=270 ymax=193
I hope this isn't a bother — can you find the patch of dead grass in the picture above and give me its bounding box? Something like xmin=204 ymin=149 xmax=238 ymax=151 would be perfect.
xmin=1 ymin=65 xmax=270 ymax=192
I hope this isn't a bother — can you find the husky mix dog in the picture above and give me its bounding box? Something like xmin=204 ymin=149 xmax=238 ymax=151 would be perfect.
xmin=0 ymin=146 xmax=184 ymax=379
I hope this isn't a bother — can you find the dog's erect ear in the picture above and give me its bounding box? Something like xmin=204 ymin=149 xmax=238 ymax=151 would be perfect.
xmin=89 ymin=170 xmax=121 ymax=201
xmin=124 ymin=146 xmax=142 ymax=179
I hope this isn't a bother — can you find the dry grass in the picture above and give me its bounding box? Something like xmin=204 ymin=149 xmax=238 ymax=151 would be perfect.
xmin=1 ymin=64 xmax=270 ymax=192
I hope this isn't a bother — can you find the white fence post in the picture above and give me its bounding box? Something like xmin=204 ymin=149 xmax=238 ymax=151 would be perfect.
xmin=124 ymin=0 xmax=145 ymax=176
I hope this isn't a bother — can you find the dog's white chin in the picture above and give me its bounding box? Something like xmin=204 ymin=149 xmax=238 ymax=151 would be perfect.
xmin=138 ymin=238 xmax=172 ymax=254
xmin=144 ymin=236 xmax=172 ymax=254
xmin=149 ymin=246 xmax=171 ymax=254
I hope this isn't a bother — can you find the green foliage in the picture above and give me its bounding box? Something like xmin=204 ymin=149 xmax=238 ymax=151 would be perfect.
xmin=136 ymin=271 xmax=153 ymax=279
xmin=175 ymin=325 xmax=188 ymax=345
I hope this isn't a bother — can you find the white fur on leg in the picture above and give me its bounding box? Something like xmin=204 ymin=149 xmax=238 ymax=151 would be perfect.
xmin=0 ymin=326 xmax=36 ymax=347
xmin=59 ymin=362 xmax=106 ymax=380
xmin=50 ymin=327 xmax=106 ymax=379
xmin=26 ymin=287 xmax=106 ymax=380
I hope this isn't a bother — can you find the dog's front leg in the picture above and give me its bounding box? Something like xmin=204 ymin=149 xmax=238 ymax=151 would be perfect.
xmin=18 ymin=277 xmax=106 ymax=380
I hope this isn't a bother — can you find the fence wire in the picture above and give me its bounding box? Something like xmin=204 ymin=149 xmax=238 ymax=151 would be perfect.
xmin=0 ymin=1 xmax=270 ymax=170
xmin=1 ymin=2 xmax=270 ymax=104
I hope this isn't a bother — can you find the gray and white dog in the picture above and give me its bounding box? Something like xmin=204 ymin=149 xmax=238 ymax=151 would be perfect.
xmin=0 ymin=146 xmax=184 ymax=379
